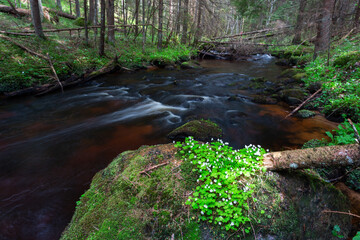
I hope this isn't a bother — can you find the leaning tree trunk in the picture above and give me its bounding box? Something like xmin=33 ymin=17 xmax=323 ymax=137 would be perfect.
xmin=292 ymin=0 xmax=307 ymax=44
xmin=157 ymin=0 xmax=163 ymax=50
xmin=99 ymin=0 xmax=105 ymax=56
xmin=263 ymin=144 xmax=360 ymax=171
xmin=313 ymin=0 xmax=335 ymax=60
xmin=30 ymin=0 xmax=45 ymax=38
xmin=106 ymin=0 xmax=114 ymax=43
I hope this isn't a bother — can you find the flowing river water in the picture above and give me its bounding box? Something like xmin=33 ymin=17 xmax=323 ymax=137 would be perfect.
xmin=0 ymin=56 xmax=337 ymax=240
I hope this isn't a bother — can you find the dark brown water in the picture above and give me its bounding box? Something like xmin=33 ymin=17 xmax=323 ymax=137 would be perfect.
xmin=0 ymin=56 xmax=336 ymax=240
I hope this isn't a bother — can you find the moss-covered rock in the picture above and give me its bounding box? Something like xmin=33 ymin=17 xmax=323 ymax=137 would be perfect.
xmin=333 ymin=51 xmax=360 ymax=68
xmin=278 ymin=88 xmax=308 ymax=105
xmin=296 ymin=109 xmax=316 ymax=118
xmin=167 ymin=120 xmax=222 ymax=141
xmin=252 ymin=95 xmax=278 ymax=104
xmin=180 ymin=61 xmax=202 ymax=69
xmin=74 ymin=17 xmax=86 ymax=26
xmin=293 ymin=73 xmax=307 ymax=81
xmin=280 ymin=68 xmax=304 ymax=78
xmin=61 ymin=144 xmax=351 ymax=240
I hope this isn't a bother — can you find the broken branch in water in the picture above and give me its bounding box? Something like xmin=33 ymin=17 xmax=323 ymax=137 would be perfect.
xmin=284 ymin=88 xmax=322 ymax=119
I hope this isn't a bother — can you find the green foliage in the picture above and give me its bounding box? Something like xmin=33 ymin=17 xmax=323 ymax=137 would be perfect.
xmin=302 ymin=38 xmax=360 ymax=121
xmin=354 ymin=231 xmax=360 ymax=240
xmin=325 ymin=120 xmax=360 ymax=146
xmin=175 ymin=137 xmax=267 ymax=232
xmin=331 ymin=225 xmax=344 ymax=238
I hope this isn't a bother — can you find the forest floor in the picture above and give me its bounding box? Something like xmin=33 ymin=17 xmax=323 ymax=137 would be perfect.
xmin=0 ymin=9 xmax=194 ymax=95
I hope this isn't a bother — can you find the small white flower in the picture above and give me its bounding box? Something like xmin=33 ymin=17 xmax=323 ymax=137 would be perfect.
xmin=231 ymin=222 xmax=234 ymax=226
xmin=201 ymin=211 xmax=204 ymax=215
xmin=204 ymin=205 xmax=208 ymax=208
xmin=219 ymin=222 xmax=222 ymax=225
xmin=218 ymin=183 xmax=221 ymax=186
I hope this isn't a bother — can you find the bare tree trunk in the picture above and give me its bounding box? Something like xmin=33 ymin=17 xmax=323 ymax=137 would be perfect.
xmin=99 ymin=0 xmax=105 ymax=56
xmin=69 ymin=0 xmax=72 ymax=15
xmin=263 ymin=144 xmax=360 ymax=171
xmin=142 ymin=0 xmax=146 ymax=52
xmin=266 ymin=0 xmax=276 ymax=26
xmin=89 ymin=0 xmax=95 ymax=24
xmin=157 ymin=0 xmax=163 ymax=50
xmin=56 ymin=0 xmax=62 ymax=11
xmin=175 ymin=0 xmax=181 ymax=35
xmin=75 ymin=0 xmax=80 ymax=18
xmin=135 ymin=0 xmax=140 ymax=36
xmin=38 ymin=0 xmax=43 ymax=21
xmin=194 ymin=0 xmax=202 ymax=44
xmin=313 ymin=0 xmax=335 ymax=60
xmin=151 ymin=0 xmax=156 ymax=43
xmin=354 ymin=0 xmax=360 ymax=28
xmin=84 ymin=0 xmax=89 ymax=45
xmin=29 ymin=0 xmax=44 ymax=38
xmin=292 ymin=0 xmax=307 ymax=44
xmin=181 ymin=0 xmax=189 ymax=44
xmin=107 ymin=0 xmax=114 ymax=43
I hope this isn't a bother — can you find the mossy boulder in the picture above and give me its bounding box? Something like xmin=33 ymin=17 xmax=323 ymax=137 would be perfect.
xmin=280 ymin=68 xmax=304 ymax=78
xmin=333 ymin=51 xmax=360 ymax=68
xmin=61 ymin=144 xmax=351 ymax=240
xmin=252 ymin=95 xmax=278 ymax=104
xmin=279 ymin=88 xmax=308 ymax=105
xmin=293 ymin=73 xmax=307 ymax=81
xmin=180 ymin=61 xmax=202 ymax=69
xmin=167 ymin=120 xmax=222 ymax=141
xmin=296 ymin=109 xmax=316 ymax=118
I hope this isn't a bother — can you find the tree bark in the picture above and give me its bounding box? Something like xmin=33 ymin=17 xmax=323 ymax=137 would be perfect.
xmin=107 ymin=0 xmax=114 ymax=42
xmin=354 ymin=0 xmax=360 ymax=28
xmin=175 ymin=0 xmax=181 ymax=35
xmin=194 ymin=0 xmax=202 ymax=44
xmin=292 ymin=0 xmax=307 ymax=44
xmin=313 ymin=0 xmax=335 ymax=60
xmin=89 ymin=0 xmax=95 ymax=24
xmin=99 ymin=0 xmax=105 ymax=56
xmin=75 ymin=0 xmax=80 ymax=17
xmin=29 ymin=0 xmax=45 ymax=38
xmin=263 ymin=144 xmax=360 ymax=171
xmin=84 ymin=0 xmax=89 ymax=44
xmin=157 ymin=0 xmax=163 ymax=50
xmin=142 ymin=0 xmax=146 ymax=52
xmin=181 ymin=0 xmax=189 ymax=44
xmin=56 ymin=0 xmax=62 ymax=11
xmin=135 ymin=0 xmax=140 ymax=36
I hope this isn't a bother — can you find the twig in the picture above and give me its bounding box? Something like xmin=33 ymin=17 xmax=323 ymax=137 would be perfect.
xmin=328 ymin=166 xmax=360 ymax=182
xmin=46 ymin=53 xmax=63 ymax=93
xmin=140 ymin=162 xmax=169 ymax=175
xmin=348 ymin=118 xmax=360 ymax=144
xmin=322 ymin=210 xmax=360 ymax=219
xmin=284 ymin=88 xmax=322 ymax=119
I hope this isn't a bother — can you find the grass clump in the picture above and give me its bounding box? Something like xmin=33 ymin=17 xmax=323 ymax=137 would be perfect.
xmin=175 ymin=137 xmax=267 ymax=232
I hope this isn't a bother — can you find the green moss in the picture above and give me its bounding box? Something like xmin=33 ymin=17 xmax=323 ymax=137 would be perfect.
xmin=167 ymin=120 xmax=222 ymax=141
xmin=333 ymin=51 xmax=360 ymax=68
xmin=296 ymin=109 xmax=315 ymax=118
xmin=280 ymin=68 xmax=304 ymax=78
xmin=293 ymin=73 xmax=307 ymax=81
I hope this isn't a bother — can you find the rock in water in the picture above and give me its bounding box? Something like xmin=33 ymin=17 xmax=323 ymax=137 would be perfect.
xmin=167 ymin=120 xmax=222 ymax=142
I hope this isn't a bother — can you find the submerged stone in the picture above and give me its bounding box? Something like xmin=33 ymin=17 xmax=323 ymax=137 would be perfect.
xmin=297 ymin=109 xmax=316 ymax=118
xmin=180 ymin=61 xmax=202 ymax=69
xmin=167 ymin=119 xmax=222 ymax=141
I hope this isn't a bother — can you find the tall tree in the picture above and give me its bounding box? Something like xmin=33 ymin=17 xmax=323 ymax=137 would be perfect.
xmin=181 ymin=0 xmax=189 ymax=44
xmin=354 ymin=0 xmax=360 ymax=28
xmin=142 ymin=0 xmax=146 ymax=52
xmin=75 ymin=0 xmax=80 ymax=18
xmin=89 ymin=0 xmax=95 ymax=24
xmin=292 ymin=0 xmax=307 ymax=44
xmin=99 ymin=0 xmax=105 ymax=55
xmin=313 ymin=0 xmax=335 ymax=60
xmin=56 ymin=0 xmax=62 ymax=11
xmin=175 ymin=0 xmax=182 ymax=35
xmin=30 ymin=0 xmax=45 ymax=38
xmin=157 ymin=0 xmax=163 ymax=50
xmin=194 ymin=0 xmax=203 ymax=44
xmin=107 ymin=0 xmax=115 ymax=42
xmin=135 ymin=0 xmax=140 ymax=36
xmin=84 ymin=0 xmax=89 ymax=45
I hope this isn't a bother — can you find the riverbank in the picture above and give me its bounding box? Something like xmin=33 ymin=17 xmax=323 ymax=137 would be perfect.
xmin=0 ymin=11 xmax=195 ymax=96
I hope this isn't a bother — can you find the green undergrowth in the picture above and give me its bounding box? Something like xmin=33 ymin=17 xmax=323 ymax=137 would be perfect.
xmin=0 ymin=12 xmax=194 ymax=93
xmin=303 ymin=120 xmax=360 ymax=192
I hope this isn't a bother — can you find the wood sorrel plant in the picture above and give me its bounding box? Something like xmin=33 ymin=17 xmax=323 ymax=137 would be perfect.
xmin=175 ymin=137 xmax=267 ymax=232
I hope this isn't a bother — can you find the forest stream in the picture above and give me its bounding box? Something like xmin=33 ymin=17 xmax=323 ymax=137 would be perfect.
xmin=0 ymin=55 xmax=338 ymax=240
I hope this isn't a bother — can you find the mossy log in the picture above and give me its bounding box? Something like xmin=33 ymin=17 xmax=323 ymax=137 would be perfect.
xmin=263 ymin=144 xmax=360 ymax=171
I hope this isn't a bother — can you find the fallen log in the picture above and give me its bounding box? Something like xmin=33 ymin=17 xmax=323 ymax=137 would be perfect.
xmin=0 ymin=4 xmax=76 ymax=20
xmin=263 ymin=144 xmax=360 ymax=171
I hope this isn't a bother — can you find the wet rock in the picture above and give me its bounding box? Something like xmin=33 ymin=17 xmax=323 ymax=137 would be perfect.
xmin=280 ymin=68 xmax=304 ymax=78
xmin=164 ymin=64 xmax=176 ymax=70
xmin=252 ymin=95 xmax=278 ymax=104
xmin=296 ymin=109 xmax=316 ymax=118
xmin=293 ymin=73 xmax=307 ymax=82
xmin=279 ymin=88 xmax=307 ymax=105
xmin=167 ymin=119 xmax=222 ymax=142
xmin=180 ymin=61 xmax=202 ymax=69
